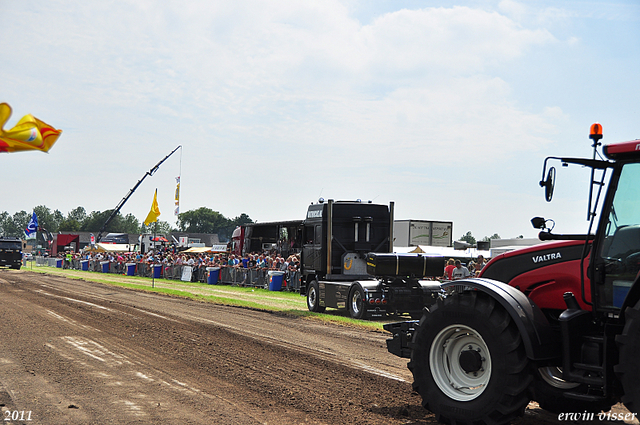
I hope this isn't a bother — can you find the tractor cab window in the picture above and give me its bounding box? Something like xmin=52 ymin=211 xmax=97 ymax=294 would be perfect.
xmin=598 ymin=162 xmax=640 ymax=309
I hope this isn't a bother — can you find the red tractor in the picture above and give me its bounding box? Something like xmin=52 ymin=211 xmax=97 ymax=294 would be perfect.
xmin=385 ymin=124 xmax=640 ymax=424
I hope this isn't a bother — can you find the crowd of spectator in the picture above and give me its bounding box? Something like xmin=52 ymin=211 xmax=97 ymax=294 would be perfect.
xmin=57 ymin=247 xmax=302 ymax=285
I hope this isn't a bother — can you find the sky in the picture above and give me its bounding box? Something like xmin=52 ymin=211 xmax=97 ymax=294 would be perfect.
xmin=1 ymin=0 xmax=639 ymax=241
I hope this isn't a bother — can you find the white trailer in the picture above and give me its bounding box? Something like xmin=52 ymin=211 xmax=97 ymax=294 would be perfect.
xmin=393 ymin=220 xmax=453 ymax=247
xmin=139 ymin=233 xmax=169 ymax=253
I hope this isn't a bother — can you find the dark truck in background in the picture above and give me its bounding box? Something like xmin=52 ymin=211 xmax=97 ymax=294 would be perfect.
xmin=301 ymin=199 xmax=444 ymax=319
xmin=0 ymin=236 xmax=23 ymax=269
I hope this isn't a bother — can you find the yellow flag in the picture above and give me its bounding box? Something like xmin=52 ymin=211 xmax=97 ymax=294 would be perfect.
xmin=144 ymin=189 xmax=161 ymax=226
xmin=0 ymin=103 xmax=62 ymax=153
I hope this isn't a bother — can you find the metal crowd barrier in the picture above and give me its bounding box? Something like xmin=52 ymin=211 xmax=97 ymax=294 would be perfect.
xmin=220 ymin=267 xmax=267 ymax=288
xmin=218 ymin=267 xmax=301 ymax=291
xmin=287 ymin=271 xmax=301 ymax=291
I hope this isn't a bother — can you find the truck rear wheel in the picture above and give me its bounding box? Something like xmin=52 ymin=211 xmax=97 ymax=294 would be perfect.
xmin=615 ymin=299 xmax=640 ymax=416
xmin=409 ymin=291 xmax=531 ymax=425
xmin=348 ymin=285 xmax=365 ymax=320
xmin=306 ymin=280 xmax=325 ymax=313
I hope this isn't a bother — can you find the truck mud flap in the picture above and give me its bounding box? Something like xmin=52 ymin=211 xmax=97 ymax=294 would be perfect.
xmin=383 ymin=320 xmax=418 ymax=358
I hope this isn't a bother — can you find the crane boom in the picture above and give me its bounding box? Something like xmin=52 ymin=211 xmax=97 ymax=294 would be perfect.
xmin=96 ymin=145 xmax=182 ymax=242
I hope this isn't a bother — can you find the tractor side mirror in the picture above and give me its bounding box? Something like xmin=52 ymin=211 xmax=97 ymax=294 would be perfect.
xmin=540 ymin=166 xmax=556 ymax=202
xmin=531 ymin=217 xmax=547 ymax=230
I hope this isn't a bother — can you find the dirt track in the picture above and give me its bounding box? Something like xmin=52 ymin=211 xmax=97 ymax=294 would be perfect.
xmin=0 ymin=269 xmax=635 ymax=424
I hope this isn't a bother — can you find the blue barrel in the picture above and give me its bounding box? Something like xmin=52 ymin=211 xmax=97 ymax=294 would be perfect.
xmin=153 ymin=264 xmax=162 ymax=278
xmin=100 ymin=261 xmax=110 ymax=273
xmin=81 ymin=260 xmax=89 ymax=271
xmin=126 ymin=263 xmax=136 ymax=276
xmin=55 ymin=259 xmax=63 ymax=268
xmin=207 ymin=267 xmax=220 ymax=285
xmin=268 ymin=271 xmax=285 ymax=291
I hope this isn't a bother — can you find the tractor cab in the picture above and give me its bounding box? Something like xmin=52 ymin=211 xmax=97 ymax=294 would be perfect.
xmin=534 ymin=124 xmax=640 ymax=316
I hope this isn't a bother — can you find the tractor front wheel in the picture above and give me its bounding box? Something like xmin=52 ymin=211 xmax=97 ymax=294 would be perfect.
xmin=409 ymin=291 xmax=531 ymax=425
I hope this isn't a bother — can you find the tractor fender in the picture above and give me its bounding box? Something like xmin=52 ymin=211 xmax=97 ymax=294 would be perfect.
xmin=440 ymin=278 xmax=559 ymax=361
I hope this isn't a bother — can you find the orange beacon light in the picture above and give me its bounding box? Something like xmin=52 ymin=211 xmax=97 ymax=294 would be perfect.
xmin=590 ymin=123 xmax=603 ymax=141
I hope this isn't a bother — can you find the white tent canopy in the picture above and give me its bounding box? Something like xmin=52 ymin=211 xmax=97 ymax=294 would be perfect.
xmin=85 ymin=243 xmax=137 ymax=253
xmin=183 ymin=245 xmax=228 ymax=253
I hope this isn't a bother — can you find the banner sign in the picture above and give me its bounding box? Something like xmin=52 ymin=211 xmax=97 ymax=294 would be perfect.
xmin=181 ymin=266 xmax=192 ymax=282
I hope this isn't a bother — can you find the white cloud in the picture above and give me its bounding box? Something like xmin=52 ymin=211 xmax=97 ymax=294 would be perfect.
xmin=567 ymin=36 xmax=580 ymax=46
xmin=498 ymin=0 xmax=529 ymax=21
xmin=362 ymin=6 xmax=555 ymax=75
xmin=542 ymin=106 xmax=567 ymax=120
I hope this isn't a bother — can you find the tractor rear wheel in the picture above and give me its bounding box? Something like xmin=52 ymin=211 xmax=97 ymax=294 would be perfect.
xmin=409 ymin=291 xmax=531 ymax=425
xmin=615 ymin=299 xmax=640 ymax=416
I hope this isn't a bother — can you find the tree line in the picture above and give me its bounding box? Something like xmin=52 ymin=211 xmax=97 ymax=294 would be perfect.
xmin=0 ymin=206 xmax=253 ymax=242
xmin=458 ymin=231 xmax=525 ymax=245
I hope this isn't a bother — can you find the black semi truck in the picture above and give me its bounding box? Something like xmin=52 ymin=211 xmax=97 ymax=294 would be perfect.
xmin=301 ymin=199 xmax=444 ymax=319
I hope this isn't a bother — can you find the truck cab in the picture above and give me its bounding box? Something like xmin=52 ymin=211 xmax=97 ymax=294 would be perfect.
xmin=301 ymin=199 xmax=392 ymax=283
xmin=0 ymin=236 xmax=23 ymax=269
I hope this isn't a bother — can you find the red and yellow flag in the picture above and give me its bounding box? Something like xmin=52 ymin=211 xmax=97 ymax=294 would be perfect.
xmin=0 ymin=103 xmax=62 ymax=153
xmin=144 ymin=189 xmax=161 ymax=226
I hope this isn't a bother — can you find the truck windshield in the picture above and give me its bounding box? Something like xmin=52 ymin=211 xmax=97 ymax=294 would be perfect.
xmin=598 ymin=162 xmax=640 ymax=309
xmin=0 ymin=241 xmax=21 ymax=250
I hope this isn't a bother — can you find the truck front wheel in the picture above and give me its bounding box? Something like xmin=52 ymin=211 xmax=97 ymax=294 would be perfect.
xmin=615 ymin=298 xmax=640 ymax=416
xmin=306 ymin=280 xmax=325 ymax=313
xmin=409 ymin=291 xmax=531 ymax=425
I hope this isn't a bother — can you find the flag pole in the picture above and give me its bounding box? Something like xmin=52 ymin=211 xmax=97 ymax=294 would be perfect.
xmin=143 ymin=188 xmax=161 ymax=288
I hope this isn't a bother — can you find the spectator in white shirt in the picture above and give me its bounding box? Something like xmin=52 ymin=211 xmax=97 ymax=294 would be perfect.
xmin=451 ymin=260 xmax=471 ymax=280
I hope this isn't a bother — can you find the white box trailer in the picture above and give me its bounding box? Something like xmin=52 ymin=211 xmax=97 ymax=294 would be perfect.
xmin=139 ymin=233 xmax=170 ymax=253
xmin=393 ymin=220 xmax=453 ymax=247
